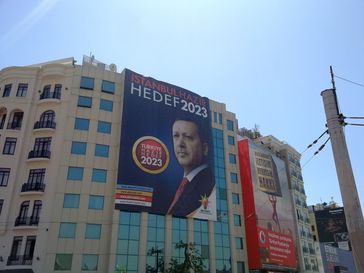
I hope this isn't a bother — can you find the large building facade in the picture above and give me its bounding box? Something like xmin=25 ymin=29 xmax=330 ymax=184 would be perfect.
xmin=0 ymin=57 xmax=248 ymax=273
xmin=255 ymin=136 xmax=320 ymax=273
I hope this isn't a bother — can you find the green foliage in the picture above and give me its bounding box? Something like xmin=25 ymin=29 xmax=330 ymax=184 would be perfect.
xmin=166 ymin=241 xmax=205 ymax=273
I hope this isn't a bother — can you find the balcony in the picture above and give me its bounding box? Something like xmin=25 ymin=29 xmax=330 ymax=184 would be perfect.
xmin=7 ymin=255 xmax=33 ymax=266
xmin=21 ymin=182 xmax=45 ymax=193
xmin=28 ymin=150 xmax=51 ymax=159
xmin=15 ymin=216 xmax=39 ymax=227
xmin=33 ymin=120 xmax=56 ymax=130
xmin=6 ymin=121 xmax=22 ymax=130
xmin=39 ymin=91 xmax=61 ymax=100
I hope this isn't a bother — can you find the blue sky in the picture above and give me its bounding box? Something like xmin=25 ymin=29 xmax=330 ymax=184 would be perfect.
xmin=1 ymin=0 xmax=363 ymax=212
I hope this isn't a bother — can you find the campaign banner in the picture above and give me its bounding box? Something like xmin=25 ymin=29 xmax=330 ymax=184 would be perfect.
xmin=115 ymin=69 xmax=216 ymax=220
xmin=239 ymin=139 xmax=298 ymax=271
xmin=258 ymin=227 xmax=296 ymax=269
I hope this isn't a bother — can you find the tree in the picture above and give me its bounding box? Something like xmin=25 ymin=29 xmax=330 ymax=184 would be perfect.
xmin=166 ymin=241 xmax=205 ymax=273
xmin=146 ymin=246 xmax=164 ymax=273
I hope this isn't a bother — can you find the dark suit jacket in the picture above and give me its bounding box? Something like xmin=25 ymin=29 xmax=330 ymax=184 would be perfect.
xmin=168 ymin=167 xmax=214 ymax=217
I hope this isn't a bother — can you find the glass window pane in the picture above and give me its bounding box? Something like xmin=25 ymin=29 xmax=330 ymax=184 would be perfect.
xmin=67 ymin=166 xmax=84 ymax=181
xmin=97 ymin=120 xmax=111 ymax=134
xmin=54 ymin=254 xmax=72 ymax=270
xmin=71 ymin=141 xmax=87 ymax=155
xmin=100 ymin=99 xmax=113 ymax=111
xmin=95 ymin=144 xmax=109 ymax=157
xmin=88 ymin=195 xmax=104 ymax=209
xmin=74 ymin=118 xmax=90 ymax=130
xmin=81 ymin=254 xmax=98 ymax=270
xmin=230 ymin=172 xmax=238 ymax=183
xmin=77 ymin=96 xmax=92 ymax=107
xmin=63 ymin=194 xmax=80 ymax=208
xmin=91 ymin=168 xmax=107 ymax=183
xmin=101 ymin=80 xmax=115 ymax=94
xmin=80 ymin=76 xmax=95 ymax=90
xmin=85 ymin=224 xmax=101 ymax=239
xmin=59 ymin=223 xmax=76 ymax=238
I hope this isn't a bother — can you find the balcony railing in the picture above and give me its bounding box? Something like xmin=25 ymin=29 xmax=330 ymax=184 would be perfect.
xmin=6 ymin=121 xmax=22 ymax=130
xmin=21 ymin=182 xmax=45 ymax=192
xmin=40 ymin=91 xmax=61 ymax=100
xmin=28 ymin=150 xmax=51 ymax=159
xmin=15 ymin=216 xmax=39 ymax=226
xmin=33 ymin=120 xmax=56 ymax=129
xmin=7 ymin=255 xmax=33 ymax=266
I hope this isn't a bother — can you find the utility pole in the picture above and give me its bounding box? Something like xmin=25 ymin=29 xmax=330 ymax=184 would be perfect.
xmin=321 ymin=66 xmax=364 ymax=273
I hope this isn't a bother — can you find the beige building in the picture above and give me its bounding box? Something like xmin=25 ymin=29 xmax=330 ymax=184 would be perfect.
xmin=0 ymin=56 xmax=248 ymax=273
xmin=256 ymin=135 xmax=320 ymax=273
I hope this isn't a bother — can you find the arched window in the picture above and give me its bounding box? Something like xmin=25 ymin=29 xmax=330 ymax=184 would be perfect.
xmin=0 ymin=107 xmax=7 ymax=129
xmin=31 ymin=200 xmax=42 ymax=225
xmin=40 ymin=110 xmax=55 ymax=123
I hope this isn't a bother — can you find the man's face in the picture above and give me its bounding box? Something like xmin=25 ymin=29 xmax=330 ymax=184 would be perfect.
xmin=172 ymin=120 xmax=208 ymax=175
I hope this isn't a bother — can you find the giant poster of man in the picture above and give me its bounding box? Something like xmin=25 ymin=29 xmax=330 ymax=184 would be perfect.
xmin=115 ymin=69 xmax=216 ymax=220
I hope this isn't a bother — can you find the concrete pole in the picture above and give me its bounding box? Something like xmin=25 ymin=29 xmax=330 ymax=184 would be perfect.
xmin=321 ymin=89 xmax=364 ymax=273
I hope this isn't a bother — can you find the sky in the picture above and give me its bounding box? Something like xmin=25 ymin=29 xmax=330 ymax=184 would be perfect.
xmin=0 ymin=0 xmax=363 ymax=212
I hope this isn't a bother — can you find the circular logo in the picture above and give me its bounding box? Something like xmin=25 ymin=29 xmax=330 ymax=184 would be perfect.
xmin=132 ymin=136 xmax=170 ymax=174
xmin=259 ymin=230 xmax=266 ymax=243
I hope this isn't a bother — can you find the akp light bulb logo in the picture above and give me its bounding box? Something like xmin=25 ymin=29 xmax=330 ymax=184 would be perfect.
xmin=132 ymin=136 xmax=170 ymax=174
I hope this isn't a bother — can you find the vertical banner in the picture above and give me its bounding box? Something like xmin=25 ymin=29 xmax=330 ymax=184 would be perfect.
xmin=239 ymin=139 xmax=297 ymax=271
xmin=115 ymin=69 xmax=216 ymax=220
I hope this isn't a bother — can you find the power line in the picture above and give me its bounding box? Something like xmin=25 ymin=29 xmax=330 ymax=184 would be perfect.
xmin=334 ymin=74 xmax=364 ymax=88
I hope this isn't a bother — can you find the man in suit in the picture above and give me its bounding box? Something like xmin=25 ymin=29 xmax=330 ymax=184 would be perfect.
xmin=167 ymin=118 xmax=214 ymax=216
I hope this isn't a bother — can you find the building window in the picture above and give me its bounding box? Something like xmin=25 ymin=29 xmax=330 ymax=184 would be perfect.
xmin=227 ymin=135 xmax=235 ymax=145
xmin=16 ymin=83 xmax=28 ymax=97
xmin=29 ymin=137 xmax=51 ymax=158
xmin=147 ymin=214 xmax=165 ymax=271
xmin=230 ymin=172 xmax=238 ymax=184
xmin=233 ymin=214 xmax=241 ymax=226
xmin=80 ymin=76 xmax=94 ymax=90
xmin=0 ymin=112 xmax=6 ymax=129
xmin=237 ymin=261 xmax=245 ymax=273
xmin=74 ymin=117 xmax=90 ymax=131
xmin=3 ymin=137 xmax=17 ymax=155
xmin=81 ymin=254 xmax=98 ymax=271
xmin=88 ymin=195 xmax=104 ymax=210
xmin=35 ymin=110 xmax=56 ymax=129
xmin=229 ymin=153 xmax=236 ymax=164
xmin=63 ymin=194 xmax=80 ymax=208
xmin=71 ymin=141 xmax=87 ymax=155
xmin=91 ymin=168 xmax=107 ymax=183
xmin=31 ymin=200 xmax=42 ymax=224
xmin=99 ymin=99 xmax=113 ymax=111
xmin=10 ymin=236 xmax=23 ymax=259
xmin=0 ymin=168 xmax=10 ymax=186
xmin=24 ymin=169 xmax=46 ymax=192
xmin=77 ymin=96 xmax=92 ymax=108
xmin=227 ymin=120 xmax=234 ymax=131
xmin=232 ymin=193 xmax=240 ymax=204
xmin=218 ymin=113 xmax=223 ymax=124
xmin=3 ymin=84 xmax=11 ymax=97
xmin=0 ymin=199 xmax=3 ymax=215
xmin=54 ymin=254 xmax=73 ymax=270
xmin=117 ymin=211 xmax=141 ymax=273
xmin=97 ymin=120 xmax=111 ymax=134
xmin=235 ymin=237 xmax=243 ymax=249
xmin=59 ymin=223 xmax=76 ymax=238
xmin=67 ymin=167 xmax=84 ymax=181
xmin=85 ymin=224 xmax=101 ymax=239
xmin=101 ymin=80 xmax=115 ymax=94
xmin=213 ymin=112 xmax=217 ymax=123
xmin=7 ymin=111 xmax=23 ymax=130
xmin=95 ymin=144 xmax=109 ymax=157
xmin=24 ymin=236 xmax=36 ymax=260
